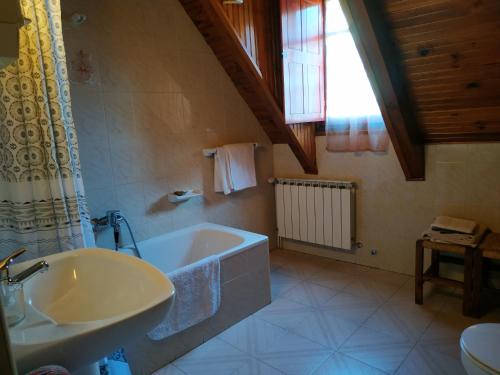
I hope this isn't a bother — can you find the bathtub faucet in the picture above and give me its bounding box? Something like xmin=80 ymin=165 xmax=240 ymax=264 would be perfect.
xmin=91 ymin=210 xmax=142 ymax=259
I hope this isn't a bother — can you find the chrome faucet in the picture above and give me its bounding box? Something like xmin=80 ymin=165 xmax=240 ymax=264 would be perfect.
xmin=0 ymin=248 xmax=49 ymax=284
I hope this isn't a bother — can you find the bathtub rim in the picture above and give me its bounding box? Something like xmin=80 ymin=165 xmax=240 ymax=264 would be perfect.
xmin=120 ymin=222 xmax=269 ymax=261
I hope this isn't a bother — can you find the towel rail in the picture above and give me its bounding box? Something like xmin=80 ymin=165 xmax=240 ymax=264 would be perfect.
xmin=202 ymin=143 xmax=262 ymax=157
xmin=267 ymin=177 xmax=356 ymax=190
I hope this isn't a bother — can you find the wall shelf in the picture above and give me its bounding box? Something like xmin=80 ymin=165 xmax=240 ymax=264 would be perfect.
xmin=167 ymin=190 xmax=202 ymax=203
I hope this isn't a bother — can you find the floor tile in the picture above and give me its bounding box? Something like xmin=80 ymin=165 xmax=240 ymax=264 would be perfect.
xmin=218 ymin=315 xmax=289 ymax=357
xmin=255 ymin=297 xmax=318 ymax=331
xmin=173 ymin=337 xmax=251 ymax=375
xmin=363 ymin=302 xmax=435 ymax=342
xmin=271 ymin=270 xmax=300 ymax=299
xmin=282 ymin=281 xmax=339 ymax=308
xmin=219 ymin=313 xmax=332 ymax=375
xmin=290 ymin=308 xmax=361 ymax=350
xmin=416 ymin=336 xmax=463 ymax=361
xmin=420 ymin=313 xmax=479 ymax=342
xmin=269 ymin=251 xmax=295 ymax=274
xmin=342 ymin=278 xmax=401 ymax=304
xmin=339 ymin=326 xmax=414 ymax=374
xmin=387 ymin=278 xmax=454 ymax=312
xmin=153 ymin=364 xmax=187 ymax=375
xmin=365 ymin=268 xmax=410 ymax=288
xmin=309 ymin=268 xmax=354 ymax=290
xmin=320 ymin=292 xmax=380 ymax=325
xmin=256 ymin=298 xmax=359 ymax=350
xmin=324 ymin=290 xmax=380 ymax=308
xmin=232 ymin=357 xmax=285 ymax=375
xmin=396 ymin=343 xmax=466 ymax=375
xmin=321 ymin=259 xmax=369 ymax=275
xmin=169 ymin=250 xmax=482 ymax=375
xmin=312 ymin=352 xmax=388 ymax=375
xmin=275 ymin=259 xmax=322 ymax=281
xmin=257 ymin=330 xmax=332 ymax=375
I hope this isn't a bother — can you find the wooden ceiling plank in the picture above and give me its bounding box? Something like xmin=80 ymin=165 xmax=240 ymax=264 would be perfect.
xmin=340 ymin=0 xmax=425 ymax=181
xmin=426 ymin=133 xmax=500 ymax=143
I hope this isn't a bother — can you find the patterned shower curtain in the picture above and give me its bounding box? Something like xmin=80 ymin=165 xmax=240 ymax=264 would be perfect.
xmin=0 ymin=0 xmax=94 ymax=259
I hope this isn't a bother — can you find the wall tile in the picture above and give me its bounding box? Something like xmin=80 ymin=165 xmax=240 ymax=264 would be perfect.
xmin=158 ymin=50 xmax=183 ymax=93
xmin=71 ymin=87 xmax=107 ymax=143
xmin=79 ymin=140 xmax=114 ymax=189
xmin=65 ymin=0 xmax=276 ymax=248
xmin=85 ymin=187 xmax=117 ymax=219
xmin=274 ymin=139 xmax=500 ymax=275
xmin=177 ymin=50 xmax=206 ymax=93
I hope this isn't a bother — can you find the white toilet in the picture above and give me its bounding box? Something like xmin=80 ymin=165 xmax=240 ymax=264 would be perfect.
xmin=460 ymin=324 xmax=500 ymax=374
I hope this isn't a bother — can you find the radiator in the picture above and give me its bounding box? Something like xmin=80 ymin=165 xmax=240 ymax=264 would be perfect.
xmin=274 ymin=178 xmax=356 ymax=250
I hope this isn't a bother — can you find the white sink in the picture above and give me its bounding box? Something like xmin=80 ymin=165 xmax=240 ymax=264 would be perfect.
xmin=9 ymin=248 xmax=175 ymax=374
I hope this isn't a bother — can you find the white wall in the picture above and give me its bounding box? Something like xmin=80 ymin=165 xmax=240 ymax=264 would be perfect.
xmin=63 ymin=0 xmax=276 ymax=249
xmin=274 ymin=137 xmax=500 ymax=275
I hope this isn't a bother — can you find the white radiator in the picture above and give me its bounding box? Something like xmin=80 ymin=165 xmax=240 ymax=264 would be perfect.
xmin=274 ymin=178 xmax=355 ymax=250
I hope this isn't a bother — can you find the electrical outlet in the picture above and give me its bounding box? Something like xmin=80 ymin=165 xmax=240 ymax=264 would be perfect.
xmin=370 ymin=249 xmax=378 ymax=256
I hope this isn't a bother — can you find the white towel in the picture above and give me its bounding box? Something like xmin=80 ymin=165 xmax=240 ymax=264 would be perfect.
xmin=214 ymin=146 xmax=233 ymax=195
xmin=147 ymin=255 xmax=221 ymax=341
xmin=214 ymin=143 xmax=257 ymax=195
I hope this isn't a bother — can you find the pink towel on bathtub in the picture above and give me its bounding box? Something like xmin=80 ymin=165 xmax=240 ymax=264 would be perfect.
xmin=148 ymin=255 xmax=221 ymax=341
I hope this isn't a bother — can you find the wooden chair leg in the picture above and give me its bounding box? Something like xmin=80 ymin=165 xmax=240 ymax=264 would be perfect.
xmin=463 ymin=247 xmax=475 ymax=317
xmin=415 ymin=239 xmax=424 ymax=305
xmin=431 ymin=249 xmax=440 ymax=276
xmin=471 ymin=249 xmax=483 ymax=318
xmin=482 ymin=258 xmax=490 ymax=288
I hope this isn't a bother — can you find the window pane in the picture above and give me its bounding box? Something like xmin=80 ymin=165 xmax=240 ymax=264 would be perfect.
xmin=325 ymin=0 xmax=349 ymax=33
xmin=326 ymin=0 xmax=382 ymax=119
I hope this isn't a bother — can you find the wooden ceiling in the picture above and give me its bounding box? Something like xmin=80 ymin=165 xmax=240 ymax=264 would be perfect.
xmin=180 ymin=0 xmax=500 ymax=180
xmin=382 ymin=0 xmax=500 ymax=143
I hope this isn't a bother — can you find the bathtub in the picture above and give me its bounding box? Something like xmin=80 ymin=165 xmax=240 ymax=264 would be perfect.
xmin=122 ymin=223 xmax=271 ymax=375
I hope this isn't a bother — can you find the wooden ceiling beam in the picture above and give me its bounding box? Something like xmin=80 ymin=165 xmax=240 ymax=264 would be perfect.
xmin=340 ymin=0 xmax=425 ymax=181
xmin=178 ymin=0 xmax=318 ymax=174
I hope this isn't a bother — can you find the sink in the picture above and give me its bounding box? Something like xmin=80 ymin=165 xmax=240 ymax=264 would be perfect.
xmin=8 ymin=248 xmax=175 ymax=374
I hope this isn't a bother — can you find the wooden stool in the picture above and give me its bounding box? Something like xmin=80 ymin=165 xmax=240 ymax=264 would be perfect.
xmin=415 ymin=239 xmax=482 ymax=317
xmin=478 ymin=233 xmax=500 ymax=290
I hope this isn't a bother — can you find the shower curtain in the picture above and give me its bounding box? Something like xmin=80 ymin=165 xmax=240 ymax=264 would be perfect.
xmin=0 ymin=0 xmax=94 ymax=259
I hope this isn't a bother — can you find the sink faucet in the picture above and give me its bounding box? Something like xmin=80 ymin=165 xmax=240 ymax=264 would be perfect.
xmin=0 ymin=248 xmax=49 ymax=284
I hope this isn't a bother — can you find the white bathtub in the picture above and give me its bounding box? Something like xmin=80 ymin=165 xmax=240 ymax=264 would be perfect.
xmin=121 ymin=222 xmax=268 ymax=273
xmin=123 ymin=223 xmax=271 ymax=375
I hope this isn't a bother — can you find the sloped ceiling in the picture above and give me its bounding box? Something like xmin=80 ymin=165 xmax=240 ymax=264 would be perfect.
xmin=179 ymin=0 xmax=499 ymax=180
xmin=382 ymin=0 xmax=500 ymax=143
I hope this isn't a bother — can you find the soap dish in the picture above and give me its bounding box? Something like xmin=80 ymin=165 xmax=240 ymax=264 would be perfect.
xmin=167 ymin=190 xmax=202 ymax=203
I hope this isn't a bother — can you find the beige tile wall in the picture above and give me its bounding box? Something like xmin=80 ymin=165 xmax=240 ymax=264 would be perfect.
xmin=62 ymin=0 xmax=276 ymax=248
xmin=274 ymin=138 xmax=500 ymax=275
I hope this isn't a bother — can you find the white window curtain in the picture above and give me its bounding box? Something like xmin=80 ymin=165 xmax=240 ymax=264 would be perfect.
xmin=0 ymin=0 xmax=95 ymax=259
xmin=325 ymin=0 xmax=389 ymax=152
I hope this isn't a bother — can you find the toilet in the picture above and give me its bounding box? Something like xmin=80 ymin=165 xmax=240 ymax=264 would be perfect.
xmin=460 ymin=324 xmax=500 ymax=374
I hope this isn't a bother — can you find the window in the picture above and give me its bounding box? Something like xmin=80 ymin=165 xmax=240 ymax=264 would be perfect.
xmin=324 ymin=0 xmax=388 ymax=152
xmin=325 ymin=0 xmax=382 ymax=120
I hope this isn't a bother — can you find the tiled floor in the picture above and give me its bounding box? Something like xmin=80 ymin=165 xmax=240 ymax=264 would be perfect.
xmin=153 ymin=249 xmax=500 ymax=375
